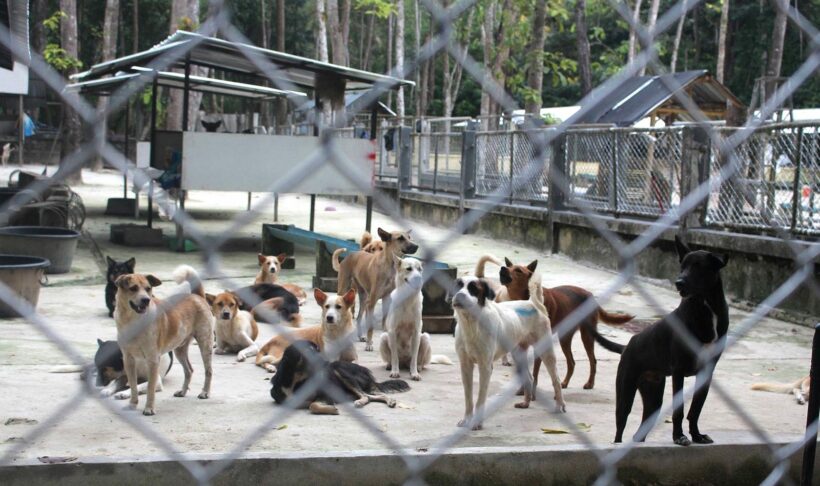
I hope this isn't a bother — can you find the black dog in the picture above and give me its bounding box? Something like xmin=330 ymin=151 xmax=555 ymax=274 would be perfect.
xmin=105 ymin=256 xmax=135 ymax=317
xmin=271 ymin=340 xmax=410 ymax=414
xmin=595 ymin=236 xmax=729 ymax=446
xmin=95 ymin=339 xmax=173 ymax=398
xmin=233 ymin=283 xmax=301 ymax=324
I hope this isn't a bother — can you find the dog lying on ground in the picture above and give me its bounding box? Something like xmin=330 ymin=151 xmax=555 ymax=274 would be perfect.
xmin=475 ymin=254 xmax=634 ymax=389
xmin=751 ymin=376 xmax=811 ymax=405
xmin=95 ymin=339 xmax=173 ymax=399
xmin=105 ymin=256 xmax=136 ymax=318
xmin=451 ymin=273 xmax=566 ymax=430
xmin=594 ymin=236 xmax=729 ymax=446
xmin=114 ymin=265 xmax=214 ymax=415
xmin=333 ymin=228 xmax=419 ymax=351
xmin=379 ymin=256 xmax=452 ymax=380
xmin=206 ymin=291 xmax=260 ymax=361
xmin=255 ymin=288 xmax=357 ymax=372
xmin=255 ymin=253 xmax=307 ymax=305
xmin=232 ymin=282 xmax=302 ymax=325
xmin=271 ymin=340 xmax=410 ymax=414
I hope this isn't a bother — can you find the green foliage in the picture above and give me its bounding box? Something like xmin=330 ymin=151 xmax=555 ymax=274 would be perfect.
xmin=355 ymin=0 xmax=396 ymax=19
xmin=43 ymin=44 xmax=83 ymax=72
xmin=42 ymin=11 xmax=65 ymax=34
xmin=542 ymin=113 xmax=561 ymax=125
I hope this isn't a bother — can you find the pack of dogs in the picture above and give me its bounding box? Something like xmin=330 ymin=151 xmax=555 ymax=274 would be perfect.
xmin=89 ymin=232 xmax=805 ymax=445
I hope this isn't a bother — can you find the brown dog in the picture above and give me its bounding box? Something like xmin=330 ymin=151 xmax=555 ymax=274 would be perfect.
xmin=256 ymin=288 xmax=358 ymax=372
xmin=255 ymin=253 xmax=308 ymax=305
xmin=751 ymin=375 xmax=811 ymax=405
xmin=114 ymin=267 xmax=214 ymax=416
xmin=332 ymin=228 xmax=419 ymax=351
xmin=476 ymin=255 xmax=634 ymax=390
xmin=360 ymin=231 xmax=385 ymax=254
xmin=206 ymin=291 xmax=260 ymax=361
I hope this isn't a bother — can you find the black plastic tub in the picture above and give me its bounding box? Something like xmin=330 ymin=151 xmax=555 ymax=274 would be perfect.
xmin=0 ymin=255 xmax=50 ymax=318
xmin=0 ymin=226 xmax=79 ymax=274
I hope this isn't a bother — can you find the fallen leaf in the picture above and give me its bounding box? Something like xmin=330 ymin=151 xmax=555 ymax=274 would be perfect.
xmin=541 ymin=428 xmax=570 ymax=434
xmin=396 ymin=402 xmax=416 ymax=410
xmin=576 ymin=422 xmax=592 ymax=432
xmin=5 ymin=418 xmax=38 ymax=426
xmin=664 ymin=417 xmax=673 ymax=424
xmin=38 ymin=456 xmax=77 ymax=464
xmin=275 ymin=424 xmax=287 ymax=431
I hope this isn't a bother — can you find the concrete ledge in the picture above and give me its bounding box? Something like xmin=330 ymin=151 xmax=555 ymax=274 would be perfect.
xmin=0 ymin=439 xmax=813 ymax=485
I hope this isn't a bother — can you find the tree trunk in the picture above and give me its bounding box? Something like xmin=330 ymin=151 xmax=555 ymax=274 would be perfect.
xmin=638 ymin=0 xmax=659 ymax=75
xmin=31 ymin=0 xmax=47 ymax=53
xmin=261 ymin=0 xmax=269 ymax=48
xmin=715 ymin=0 xmax=729 ymax=82
xmin=59 ymin=0 xmax=82 ymax=184
xmin=627 ymin=0 xmax=643 ymax=66
xmin=275 ymin=0 xmax=287 ymax=132
xmin=575 ymin=0 xmax=592 ymax=96
xmin=362 ymin=13 xmax=375 ymax=71
xmin=670 ymin=0 xmax=686 ymax=73
xmin=414 ymin=0 xmax=422 ymax=117
xmin=395 ymin=0 xmax=405 ymax=118
xmin=525 ymin=0 xmax=547 ymax=116
xmin=386 ymin=12 xmax=393 ymax=111
xmin=479 ymin=0 xmax=496 ymax=130
xmin=765 ymin=0 xmax=788 ymax=102
xmin=315 ymin=0 xmax=331 ymax=125
xmin=93 ymin=0 xmax=120 ymax=171
xmin=341 ymin=0 xmax=350 ymax=61
xmin=326 ymin=0 xmax=347 ymax=66
xmin=166 ymin=0 xmax=201 ymax=132
xmin=132 ymin=0 xmax=139 ymax=53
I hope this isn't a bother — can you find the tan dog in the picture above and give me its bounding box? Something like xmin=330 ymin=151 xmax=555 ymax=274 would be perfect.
xmin=114 ymin=266 xmax=214 ymax=416
xmin=332 ymin=228 xmax=419 ymax=351
xmin=751 ymin=376 xmax=811 ymax=405
xmin=256 ymin=288 xmax=358 ymax=372
xmin=360 ymin=231 xmax=385 ymax=254
xmin=255 ymin=253 xmax=307 ymax=305
xmin=206 ymin=291 xmax=260 ymax=361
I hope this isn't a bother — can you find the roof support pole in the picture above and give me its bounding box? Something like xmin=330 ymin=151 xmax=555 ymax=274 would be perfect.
xmin=147 ymin=74 xmax=158 ymax=229
xmin=176 ymin=56 xmax=192 ymax=252
xmin=366 ymin=106 xmax=378 ymax=232
xmin=123 ymin=99 xmax=130 ymax=199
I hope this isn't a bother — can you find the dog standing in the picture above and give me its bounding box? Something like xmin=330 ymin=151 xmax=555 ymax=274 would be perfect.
xmin=105 ymin=256 xmax=135 ymax=318
xmin=114 ymin=265 xmax=214 ymax=415
xmin=379 ymin=256 xmax=451 ymax=380
xmin=95 ymin=339 xmax=173 ymax=399
xmin=255 ymin=253 xmax=308 ymax=305
xmin=206 ymin=291 xmax=260 ymax=361
xmin=271 ymin=340 xmax=410 ymax=415
xmin=596 ymin=236 xmax=729 ymax=446
xmin=476 ymin=255 xmax=633 ymax=389
xmin=451 ymin=274 xmax=566 ymax=430
xmin=751 ymin=376 xmax=811 ymax=405
xmin=333 ymin=228 xmax=419 ymax=351
xmin=255 ymin=288 xmax=358 ymax=372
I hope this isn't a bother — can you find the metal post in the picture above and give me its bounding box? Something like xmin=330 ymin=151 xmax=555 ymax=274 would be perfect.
xmin=800 ymin=322 xmax=820 ymax=486
xmin=461 ymin=121 xmax=477 ymax=204
xmin=611 ymin=131 xmax=619 ymax=213
xmin=147 ymin=75 xmax=158 ymax=229
xmin=791 ymin=127 xmax=804 ymax=233
xmin=309 ymin=194 xmax=316 ymax=232
xmin=366 ymin=106 xmax=377 ymax=232
xmin=123 ymin=99 xmax=130 ymax=199
xmin=247 ymin=192 xmax=252 ymax=211
xmin=274 ymin=194 xmax=279 ymax=222
xmin=509 ymin=131 xmax=515 ymax=204
xmin=365 ymin=197 xmax=373 ymax=232
xmin=176 ymin=57 xmax=192 ymax=251
xmin=433 ymin=134 xmax=439 ymax=194
xmin=17 ymin=95 xmax=23 ymax=165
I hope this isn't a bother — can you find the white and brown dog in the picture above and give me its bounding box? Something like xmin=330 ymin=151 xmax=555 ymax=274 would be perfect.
xmin=379 ymin=256 xmax=451 ymax=380
xmin=114 ymin=265 xmax=214 ymax=416
xmin=333 ymin=228 xmax=419 ymax=351
xmin=255 ymin=253 xmax=308 ymax=305
xmin=256 ymin=288 xmax=358 ymax=372
xmin=751 ymin=375 xmax=811 ymax=405
xmin=451 ymin=273 xmax=566 ymax=430
xmin=206 ymin=291 xmax=260 ymax=361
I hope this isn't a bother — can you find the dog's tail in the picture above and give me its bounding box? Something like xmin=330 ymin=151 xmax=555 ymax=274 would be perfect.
xmin=360 ymin=231 xmax=373 ymax=248
xmin=751 ymin=379 xmax=803 ymax=394
xmin=48 ymin=364 xmax=85 ymax=373
xmin=475 ymin=254 xmax=502 ymax=278
xmin=528 ymin=272 xmax=549 ymax=321
xmin=598 ymin=308 xmax=635 ymax=325
xmin=590 ymin=327 xmax=625 ymax=354
xmin=429 ymin=354 xmax=453 ymax=365
xmin=172 ymin=265 xmax=205 ymax=298
xmin=376 ymin=379 xmax=411 ymax=393
xmin=331 ymin=248 xmax=346 ymax=273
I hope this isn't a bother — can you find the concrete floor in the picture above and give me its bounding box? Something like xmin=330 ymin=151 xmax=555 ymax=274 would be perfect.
xmin=0 ymin=165 xmax=814 ymax=464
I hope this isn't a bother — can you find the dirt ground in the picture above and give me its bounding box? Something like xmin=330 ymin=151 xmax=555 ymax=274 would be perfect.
xmin=0 ymin=165 xmax=814 ymax=463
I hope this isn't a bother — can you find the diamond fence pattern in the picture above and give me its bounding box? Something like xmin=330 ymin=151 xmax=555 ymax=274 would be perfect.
xmin=0 ymin=0 xmax=818 ymax=484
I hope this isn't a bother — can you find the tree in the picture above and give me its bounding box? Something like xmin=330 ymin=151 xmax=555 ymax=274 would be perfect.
xmin=525 ymin=0 xmax=547 ymax=115
xmin=715 ymin=0 xmax=729 ymax=82
xmin=94 ymin=0 xmax=120 ymax=171
xmin=326 ymin=0 xmax=348 ymax=65
xmin=395 ymin=0 xmax=405 ymax=118
xmin=575 ymin=0 xmax=592 ymax=96
xmin=638 ymin=0 xmax=659 ymax=76
xmin=627 ymin=0 xmax=643 ymax=66
xmin=59 ymin=0 xmax=83 ymax=184
xmin=765 ymin=0 xmax=788 ymax=102
xmin=275 ymin=0 xmax=288 ymax=132
xmin=166 ymin=0 xmax=202 ymax=132
xmin=670 ymin=0 xmax=687 ymax=73
xmin=480 ymin=0 xmax=515 ymax=130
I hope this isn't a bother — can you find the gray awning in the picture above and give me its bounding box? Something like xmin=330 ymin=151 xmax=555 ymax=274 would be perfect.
xmin=73 ymin=31 xmax=414 ymax=91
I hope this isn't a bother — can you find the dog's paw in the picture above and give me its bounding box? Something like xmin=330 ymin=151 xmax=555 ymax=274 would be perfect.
xmin=113 ymin=391 xmax=131 ymax=400
xmin=674 ymin=435 xmax=692 ymax=446
xmin=173 ymin=390 xmax=187 ymax=398
xmin=100 ymin=388 xmax=114 ymax=398
xmin=514 ymin=401 xmax=530 ymax=409
xmin=690 ymin=433 xmax=713 ymax=444
xmin=471 ymin=423 xmax=483 ymax=431
xmin=561 ymin=381 xmax=569 ymax=389
xmin=386 ymin=398 xmax=396 ymax=408
xmin=197 ymin=391 xmax=209 ymax=399
xmin=142 ymin=408 xmax=155 ymax=416
xmin=354 ymin=398 xmax=368 ymax=408
xmin=410 ymin=373 xmax=421 ymax=381
xmin=457 ymin=417 xmax=472 ymax=428
xmin=389 ymin=371 xmax=400 ymax=379
xmin=214 ymin=348 xmax=226 ymax=355
xmin=236 ymin=354 xmax=246 ymax=362
xmin=555 ymin=402 xmax=567 ymax=413
xmin=583 ymin=382 xmax=594 ymax=390
xmin=266 ymin=366 xmax=277 ymax=373
xmin=365 ymin=343 xmax=373 ymax=352
xmin=358 ymin=336 xmax=367 ymax=343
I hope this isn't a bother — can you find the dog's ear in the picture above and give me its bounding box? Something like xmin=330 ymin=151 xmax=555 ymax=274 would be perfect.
xmin=314 ymin=288 xmax=328 ymax=306
xmin=205 ymin=293 xmax=216 ymax=306
xmin=342 ymin=288 xmax=357 ymax=307
xmin=377 ymin=227 xmax=392 ymax=242
xmin=504 ymin=257 xmax=513 ymax=267
xmin=711 ymin=253 xmax=729 ymax=269
xmin=125 ymin=258 xmax=136 ymax=271
xmin=257 ymin=253 xmax=267 ymax=266
xmin=97 ymin=338 xmax=104 ymax=347
xmin=106 ymin=256 xmax=115 ymax=267
xmin=477 ymin=280 xmax=495 ymax=306
xmin=406 ymin=229 xmax=413 ymax=236
xmin=276 ymin=253 xmax=288 ymax=264
xmin=231 ymin=293 xmax=245 ymax=309
xmin=674 ymin=235 xmax=691 ymax=262
xmin=115 ymin=275 xmax=130 ymax=289
xmin=526 ymin=260 xmax=538 ymax=273
xmin=146 ymin=275 xmax=162 ymax=287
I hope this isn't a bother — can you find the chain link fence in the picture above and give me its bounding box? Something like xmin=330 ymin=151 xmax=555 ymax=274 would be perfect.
xmin=1 ymin=0 xmax=819 ymax=484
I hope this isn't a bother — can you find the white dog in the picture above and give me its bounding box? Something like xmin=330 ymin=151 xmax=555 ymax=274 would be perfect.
xmin=379 ymin=256 xmax=451 ymax=380
xmin=451 ymin=273 xmax=566 ymax=430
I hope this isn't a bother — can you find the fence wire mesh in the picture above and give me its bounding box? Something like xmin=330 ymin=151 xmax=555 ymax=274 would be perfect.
xmin=0 ymin=0 xmax=818 ymax=484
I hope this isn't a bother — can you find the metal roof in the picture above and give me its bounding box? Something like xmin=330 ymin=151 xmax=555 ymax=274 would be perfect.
xmin=575 ymin=70 xmax=744 ymax=126
xmin=73 ymin=31 xmax=414 ymax=91
xmin=295 ymin=90 xmax=396 ymax=116
xmin=65 ymin=67 xmax=306 ymax=100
